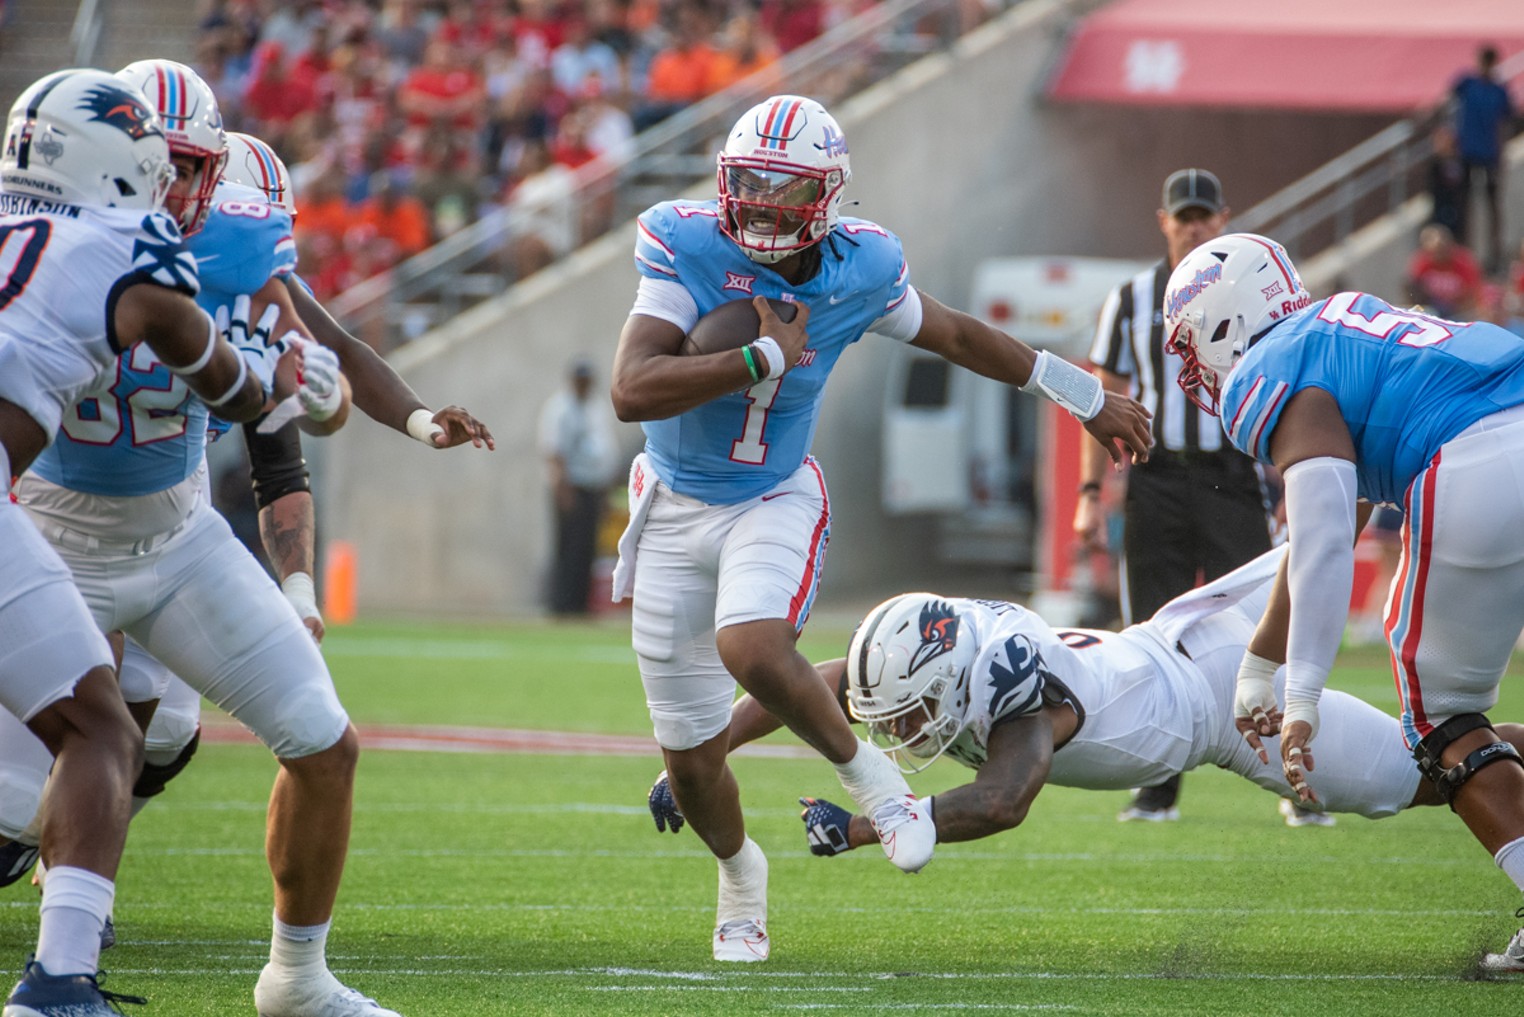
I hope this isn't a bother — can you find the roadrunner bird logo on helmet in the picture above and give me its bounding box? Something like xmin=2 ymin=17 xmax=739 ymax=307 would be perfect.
xmin=846 ymin=593 xmax=976 ymax=773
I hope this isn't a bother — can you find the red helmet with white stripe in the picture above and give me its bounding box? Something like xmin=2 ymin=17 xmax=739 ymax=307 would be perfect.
xmin=1163 ymin=233 xmax=1311 ymax=414
xmin=717 ymin=95 xmax=850 ymax=264
xmin=117 ymin=59 xmax=227 ymax=235
xmin=222 ymin=132 xmax=296 ymax=217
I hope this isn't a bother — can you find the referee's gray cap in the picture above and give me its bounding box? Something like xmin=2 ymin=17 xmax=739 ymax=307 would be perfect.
xmin=1162 ymin=168 xmax=1223 ymax=215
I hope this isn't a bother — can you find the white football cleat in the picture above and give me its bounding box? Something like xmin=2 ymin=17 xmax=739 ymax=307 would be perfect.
xmin=1279 ymin=798 xmax=1336 ymax=828
xmin=870 ymin=794 xmax=935 ymax=873
xmin=1479 ymin=926 xmax=1524 ymax=977
xmin=254 ymin=965 xmax=402 ymax=1017
xmin=713 ymin=918 xmax=769 ymax=962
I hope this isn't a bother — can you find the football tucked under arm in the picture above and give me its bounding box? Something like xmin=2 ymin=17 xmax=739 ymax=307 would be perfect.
xmin=680 ymin=297 xmax=798 ymax=355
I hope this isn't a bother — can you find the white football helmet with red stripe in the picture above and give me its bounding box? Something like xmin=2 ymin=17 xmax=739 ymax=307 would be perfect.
xmin=1163 ymin=233 xmax=1311 ymax=414
xmin=845 ymin=593 xmax=975 ymax=773
xmin=222 ymin=131 xmax=296 ymax=217
xmin=717 ymin=94 xmax=850 ymax=264
xmin=117 ymin=59 xmax=227 ymax=235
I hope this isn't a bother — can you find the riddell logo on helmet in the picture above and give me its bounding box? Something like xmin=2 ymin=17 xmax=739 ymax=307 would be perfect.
xmin=1164 ymin=263 xmax=1222 ymax=320
xmin=1267 ymin=292 xmax=1312 ymax=321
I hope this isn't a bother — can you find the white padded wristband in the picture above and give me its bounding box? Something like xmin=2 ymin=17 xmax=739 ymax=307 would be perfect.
xmin=1233 ymin=650 xmax=1280 ymax=722
xmin=1020 ymin=350 xmax=1105 ymax=421
xmin=406 ymin=408 xmax=444 ymax=446
xmin=752 ymin=335 xmax=785 ymax=380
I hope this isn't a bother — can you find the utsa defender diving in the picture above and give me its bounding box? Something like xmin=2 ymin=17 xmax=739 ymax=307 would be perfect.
xmin=1164 ymin=232 xmax=1524 ymax=976
xmin=5 ymin=61 xmax=401 ymax=1017
xmin=649 ymin=548 xmax=1520 ymax=858
xmin=0 ymin=69 xmax=276 ymax=1017
xmin=611 ymin=94 xmax=1152 ymax=961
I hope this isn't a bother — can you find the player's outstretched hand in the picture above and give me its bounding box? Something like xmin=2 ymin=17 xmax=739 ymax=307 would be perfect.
xmin=756 ymin=295 xmax=810 ymax=371
xmin=430 ymin=406 xmax=496 ymax=450
xmin=1083 ymin=391 xmax=1152 ymax=467
xmin=1280 ymin=717 xmax=1319 ymax=805
xmin=799 ymin=796 xmax=853 ymax=857
xmin=648 ymin=771 xmax=684 ymax=834
xmin=1233 ymin=650 xmax=1281 ymax=764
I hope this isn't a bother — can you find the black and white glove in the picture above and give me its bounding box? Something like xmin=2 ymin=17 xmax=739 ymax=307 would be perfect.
xmin=217 ymin=294 xmax=289 ymax=395
xmin=296 ymin=340 xmax=343 ymax=422
xmin=799 ymin=796 xmax=853 ymax=857
xmin=648 ymin=771 xmax=685 ymax=834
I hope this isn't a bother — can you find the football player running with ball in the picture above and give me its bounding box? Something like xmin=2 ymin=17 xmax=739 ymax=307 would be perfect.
xmin=1165 ymin=233 xmax=1524 ymax=976
xmin=610 ymin=94 xmax=1152 ymax=961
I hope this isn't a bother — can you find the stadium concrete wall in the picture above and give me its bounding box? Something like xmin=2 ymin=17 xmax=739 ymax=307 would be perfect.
xmin=319 ymin=0 xmax=1398 ymax=617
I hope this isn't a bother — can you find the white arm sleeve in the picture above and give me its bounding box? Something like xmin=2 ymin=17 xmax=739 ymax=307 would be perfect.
xmin=1282 ymin=456 xmax=1359 ymax=725
xmin=867 ymin=286 xmax=924 ymax=342
xmin=628 ymin=276 xmax=699 ymax=333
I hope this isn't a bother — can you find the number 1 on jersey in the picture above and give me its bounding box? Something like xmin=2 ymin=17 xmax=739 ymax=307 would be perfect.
xmin=730 ymin=378 xmax=780 ymax=465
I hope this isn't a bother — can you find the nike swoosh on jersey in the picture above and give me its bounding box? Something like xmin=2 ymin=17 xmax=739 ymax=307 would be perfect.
xmin=761 ymin=491 xmax=792 ymax=501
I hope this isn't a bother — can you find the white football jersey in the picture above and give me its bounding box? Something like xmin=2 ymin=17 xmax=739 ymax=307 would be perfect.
xmin=0 ymin=194 xmax=197 ymax=443
xmin=940 ymin=600 xmax=1216 ymax=788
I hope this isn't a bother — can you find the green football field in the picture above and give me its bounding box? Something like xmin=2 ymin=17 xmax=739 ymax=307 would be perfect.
xmin=4 ymin=618 xmax=1523 ymax=1016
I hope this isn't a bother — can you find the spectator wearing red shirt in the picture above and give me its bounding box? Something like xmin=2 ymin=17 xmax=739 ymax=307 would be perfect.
xmin=400 ymin=37 xmax=486 ymax=134
xmin=759 ymin=0 xmax=824 ymax=53
xmin=242 ymin=41 xmax=320 ymax=145
xmin=1407 ymin=223 xmax=1483 ymax=320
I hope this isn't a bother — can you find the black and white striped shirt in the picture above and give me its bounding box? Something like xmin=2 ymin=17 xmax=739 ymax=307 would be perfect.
xmin=1088 ymin=259 xmax=1224 ymax=454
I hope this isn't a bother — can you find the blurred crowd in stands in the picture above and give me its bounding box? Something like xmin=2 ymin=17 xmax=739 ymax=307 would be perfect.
xmin=193 ymin=0 xmax=865 ymax=300
xmin=1410 ymin=45 xmax=1522 ymax=335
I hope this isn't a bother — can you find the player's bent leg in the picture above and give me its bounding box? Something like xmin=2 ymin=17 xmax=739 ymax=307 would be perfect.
xmin=0 ymin=708 xmax=50 ymax=887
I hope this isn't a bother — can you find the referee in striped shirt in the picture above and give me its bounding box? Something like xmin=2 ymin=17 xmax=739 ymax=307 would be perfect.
xmin=1074 ymin=169 xmax=1295 ymax=824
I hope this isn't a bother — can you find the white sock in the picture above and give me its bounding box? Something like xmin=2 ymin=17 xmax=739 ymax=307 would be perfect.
xmin=35 ymin=866 xmax=114 ymax=977
xmin=270 ymin=913 xmax=331 ymax=972
xmin=715 ymin=837 xmax=766 ymax=924
xmin=833 ymin=739 xmax=909 ymax=811
xmin=1495 ymin=835 xmax=1524 ymax=895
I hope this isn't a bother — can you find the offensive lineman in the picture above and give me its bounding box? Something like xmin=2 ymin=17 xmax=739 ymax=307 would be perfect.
xmin=1164 ymin=232 xmax=1524 ymax=975
xmin=0 ymin=69 xmax=279 ymax=1016
xmin=5 ymin=62 xmax=402 ymax=1017
xmin=610 ymin=94 xmax=1152 ymax=961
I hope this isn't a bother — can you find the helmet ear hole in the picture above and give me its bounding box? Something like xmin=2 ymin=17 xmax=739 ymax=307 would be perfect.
xmin=1210 ymin=319 xmax=1231 ymax=342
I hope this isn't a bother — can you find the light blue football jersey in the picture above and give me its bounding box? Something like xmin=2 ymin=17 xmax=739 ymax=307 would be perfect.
xmin=633 ymin=200 xmax=912 ymax=504
xmin=1220 ymin=292 xmax=1524 ymax=504
xmin=33 ymin=183 xmax=297 ymax=495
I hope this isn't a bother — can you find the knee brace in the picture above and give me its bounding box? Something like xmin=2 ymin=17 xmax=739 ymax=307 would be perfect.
xmin=1413 ymin=713 xmax=1524 ymax=807
xmin=0 ymin=838 xmax=39 ymax=888
xmin=132 ymin=727 xmax=200 ymax=800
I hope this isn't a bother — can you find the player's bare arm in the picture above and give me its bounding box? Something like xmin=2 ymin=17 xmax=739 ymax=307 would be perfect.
xmin=909 ymin=291 xmax=1152 ymax=466
xmin=612 ymin=297 xmax=812 ymax=421
xmin=259 ymin=491 xmax=323 ymax=642
xmin=116 ymin=283 xmax=269 ymax=424
xmin=914 ymin=712 xmax=1057 ymax=845
xmin=1256 ymin=387 xmax=1362 ymax=800
xmin=285 ymin=277 xmax=494 ymax=449
xmin=1073 ymin=367 xmax=1133 ymax=550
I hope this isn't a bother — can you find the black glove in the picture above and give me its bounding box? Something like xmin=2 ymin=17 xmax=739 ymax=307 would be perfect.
xmin=799 ymin=796 xmax=853 ymax=856
xmin=648 ymin=770 xmax=685 ymax=834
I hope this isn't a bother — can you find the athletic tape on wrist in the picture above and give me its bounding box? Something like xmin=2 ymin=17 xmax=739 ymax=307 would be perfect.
xmin=406 ymin=408 xmax=445 ymax=446
xmin=753 ymin=335 xmax=786 ymax=380
xmin=281 ymin=572 xmax=319 ymax=619
xmin=1020 ymin=349 xmax=1104 ymax=421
